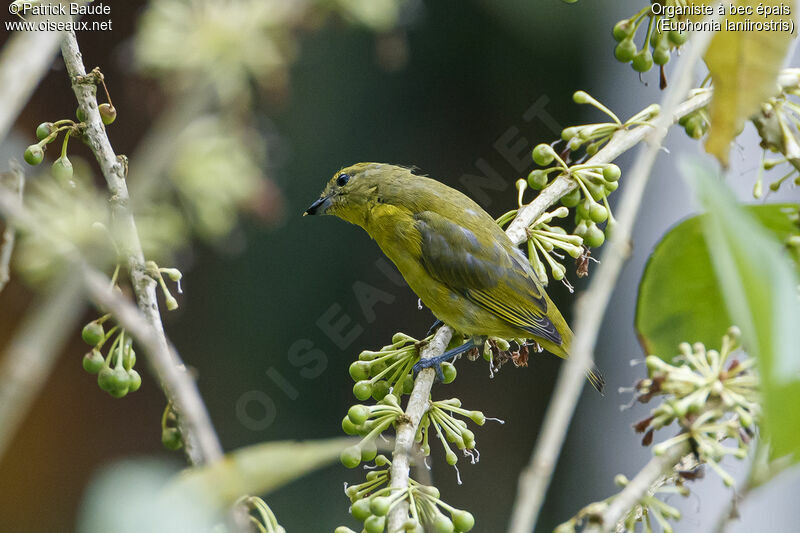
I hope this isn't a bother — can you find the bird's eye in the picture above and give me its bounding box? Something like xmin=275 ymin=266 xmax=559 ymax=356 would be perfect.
xmin=336 ymin=173 xmax=350 ymax=187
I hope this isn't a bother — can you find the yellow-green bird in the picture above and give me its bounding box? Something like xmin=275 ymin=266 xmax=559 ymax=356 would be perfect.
xmin=305 ymin=162 xmax=603 ymax=392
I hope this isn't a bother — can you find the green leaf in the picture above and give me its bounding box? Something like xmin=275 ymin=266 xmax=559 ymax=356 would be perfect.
xmin=636 ymin=203 xmax=799 ymax=361
xmin=681 ymin=157 xmax=800 ymax=462
xmin=166 ymin=437 xmax=355 ymax=508
xmin=704 ymin=0 xmax=793 ymax=165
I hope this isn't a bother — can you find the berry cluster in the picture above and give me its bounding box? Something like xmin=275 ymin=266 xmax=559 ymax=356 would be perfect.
xmin=340 ymin=332 xmax=498 ymax=531
xmin=349 ymin=333 xmax=445 ymax=402
xmin=752 ymin=77 xmax=800 ymax=197
xmin=337 ymin=455 xmax=475 ymax=533
xmin=80 ymin=314 xmax=141 ymax=399
xmin=23 ymin=67 xmax=116 ymax=188
xmin=612 ymin=6 xmax=688 ymax=80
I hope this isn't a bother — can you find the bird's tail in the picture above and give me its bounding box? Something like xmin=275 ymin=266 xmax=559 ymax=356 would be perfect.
xmin=546 ymin=327 xmax=605 ymax=394
xmin=585 ymin=366 xmax=605 ymax=395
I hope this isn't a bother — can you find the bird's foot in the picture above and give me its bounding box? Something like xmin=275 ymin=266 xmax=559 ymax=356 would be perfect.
xmin=413 ymin=338 xmax=477 ymax=382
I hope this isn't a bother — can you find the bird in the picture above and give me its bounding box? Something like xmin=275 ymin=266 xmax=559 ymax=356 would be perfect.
xmin=304 ymin=162 xmax=603 ymax=392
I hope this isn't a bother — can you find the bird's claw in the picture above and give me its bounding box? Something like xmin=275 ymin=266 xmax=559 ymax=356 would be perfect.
xmin=412 ymin=354 xmax=449 ymax=382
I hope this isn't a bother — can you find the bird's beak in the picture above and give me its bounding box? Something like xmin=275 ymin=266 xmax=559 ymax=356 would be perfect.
xmin=303 ymin=195 xmax=332 ymax=216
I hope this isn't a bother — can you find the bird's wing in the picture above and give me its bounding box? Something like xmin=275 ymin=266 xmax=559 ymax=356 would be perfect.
xmin=414 ymin=211 xmax=561 ymax=344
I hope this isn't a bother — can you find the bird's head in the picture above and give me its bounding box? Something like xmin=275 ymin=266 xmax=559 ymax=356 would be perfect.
xmin=304 ymin=162 xmax=396 ymax=226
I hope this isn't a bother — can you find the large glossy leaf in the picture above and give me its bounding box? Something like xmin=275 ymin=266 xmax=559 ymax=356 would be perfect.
xmin=636 ymin=203 xmax=799 ymax=361
xmin=682 ymin=158 xmax=800 ymax=461
xmin=704 ymin=0 xmax=794 ymax=164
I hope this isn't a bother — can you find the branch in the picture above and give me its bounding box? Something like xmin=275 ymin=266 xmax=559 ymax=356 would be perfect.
xmin=0 ymin=161 xmax=24 ymax=293
xmin=387 ymin=325 xmax=453 ymax=531
xmin=0 ymin=274 xmax=85 ymax=461
xmin=59 ymin=31 xmax=223 ymax=465
xmin=505 ymin=16 xmax=721 ymax=533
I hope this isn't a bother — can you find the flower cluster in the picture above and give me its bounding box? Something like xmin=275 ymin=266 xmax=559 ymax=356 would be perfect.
xmin=752 ymin=72 xmax=800 ymax=198
xmin=338 ymin=455 xmax=475 ymax=533
xmin=633 ymin=327 xmax=758 ymax=486
xmin=557 ymin=328 xmax=758 ymax=532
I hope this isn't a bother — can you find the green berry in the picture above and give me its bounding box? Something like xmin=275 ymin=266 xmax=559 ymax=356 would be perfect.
xmin=589 ymin=203 xmax=608 ymax=223
xmin=81 ymin=321 xmax=105 ymax=345
xmin=76 ymin=106 xmax=87 ymax=122
xmin=342 ymin=416 xmax=359 ymax=435
xmin=353 ymin=380 xmax=373 ymax=401
xmin=370 ymin=496 xmax=391 ymax=516
xmin=360 ymin=439 xmax=378 ymax=462
xmin=668 ymin=29 xmax=688 ymax=46
xmin=351 ymin=498 xmax=371 ymax=521
xmin=161 ymin=427 xmax=183 ymax=450
xmin=36 ymin=122 xmax=55 ymax=140
xmin=97 ymin=367 xmax=115 ymax=392
xmin=364 ymin=515 xmax=386 ymax=533
xmin=348 ymin=404 xmax=369 ymax=425
xmin=371 ymin=380 xmax=390 ymax=401
xmin=340 ymin=445 xmax=362 ymax=468
xmin=612 ymin=20 xmax=634 ymax=42
xmin=614 ymin=38 xmax=636 ymax=63
xmin=451 ymin=510 xmax=475 ymax=532
xmin=402 ymin=374 xmax=415 ymax=394
xmin=585 ymin=223 xmax=606 ymax=248
xmin=560 ymin=187 xmax=581 ymax=207
xmin=349 ymin=361 xmax=370 ymax=381
xmin=532 ymin=144 xmax=554 ymax=166
xmin=441 ymin=362 xmax=457 ymax=384
xmin=576 ymin=200 xmax=591 ymax=220
xmin=446 ymin=450 xmax=458 ymax=465
xmin=561 ymin=126 xmax=578 ymax=141
xmin=128 ymin=370 xmax=142 ymax=392
xmin=605 ymin=180 xmax=619 ymax=193
xmin=527 ymin=169 xmax=548 ymax=190
xmin=82 ymin=350 xmax=105 ymax=374
xmin=574 ymin=220 xmax=588 ymax=238
xmin=602 ymin=164 xmax=621 ymax=182
xmin=433 ymin=514 xmax=455 ymax=533
xmin=24 ymin=144 xmax=44 ymax=165
xmin=110 ymin=367 xmax=131 ymax=392
xmin=98 ymin=103 xmax=116 ymax=125
xmin=585 ymin=180 xmax=606 ymax=201
xmin=632 ymin=49 xmax=653 ymax=72
xmin=653 ymin=46 xmax=670 ymax=66
xmin=685 ymin=114 xmax=707 ymax=139
xmin=52 ymin=156 xmax=74 ymax=184
xmin=123 ymin=347 xmax=136 ymax=370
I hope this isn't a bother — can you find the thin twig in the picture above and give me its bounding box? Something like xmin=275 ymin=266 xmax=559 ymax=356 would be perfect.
xmin=505 ymin=13 xmax=722 ymax=533
xmin=0 ymin=161 xmax=24 ymax=293
xmin=387 ymin=326 xmax=453 ymax=531
xmin=591 ymin=442 xmax=692 ymax=532
xmin=59 ymin=31 xmax=223 ymax=465
xmin=0 ymin=274 xmax=85 ymax=461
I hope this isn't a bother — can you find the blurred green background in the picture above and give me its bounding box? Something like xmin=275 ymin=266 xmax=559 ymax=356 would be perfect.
xmin=4 ymin=1 xmax=798 ymax=532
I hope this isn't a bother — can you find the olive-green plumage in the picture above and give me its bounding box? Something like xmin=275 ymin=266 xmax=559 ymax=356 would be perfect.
xmin=305 ymin=163 xmax=602 ymax=390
